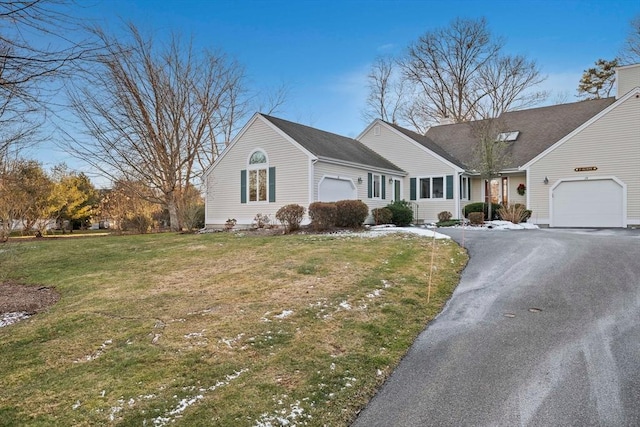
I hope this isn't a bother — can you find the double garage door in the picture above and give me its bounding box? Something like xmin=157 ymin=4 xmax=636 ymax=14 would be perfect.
xmin=552 ymin=179 xmax=624 ymax=228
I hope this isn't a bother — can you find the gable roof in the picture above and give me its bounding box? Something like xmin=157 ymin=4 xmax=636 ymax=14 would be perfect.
xmin=382 ymin=121 xmax=466 ymax=167
xmin=261 ymin=114 xmax=404 ymax=173
xmin=522 ymin=87 xmax=640 ymax=169
xmin=395 ymin=97 xmax=617 ymax=171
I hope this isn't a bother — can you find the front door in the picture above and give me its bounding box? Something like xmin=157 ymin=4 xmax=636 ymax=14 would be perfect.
xmin=485 ymin=177 xmax=508 ymax=205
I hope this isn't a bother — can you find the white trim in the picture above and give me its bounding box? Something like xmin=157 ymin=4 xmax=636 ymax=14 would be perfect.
xmin=391 ymin=178 xmax=403 ymax=202
xmin=549 ymin=176 xmax=627 ymax=228
xmin=416 ymin=175 xmax=446 ymax=200
xmin=459 ymin=175 xmax=470 ymax=201
xmin=247 ymin=148 xmax=269 ymax=166
xmin=205 ymin=113 xmax=317 ymax=177
xmin=308 ymin=158 xmax=316 ymax=206
xmin=317 ymin=156 xmax=406 ymax=176
xmin=358 ymin=120 xmax=465 ymax=173
xmin=521 ymin=88 xmax=640 ymax=169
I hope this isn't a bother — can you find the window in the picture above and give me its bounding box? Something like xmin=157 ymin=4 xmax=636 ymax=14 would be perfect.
xmin=373 ymin=174 xmax=381 ymax=198
xmin=419 ymin=176 xmax=444 ymax=199
xmin=497 ymin=131 xmax=519 ymax=142
xmin=245 ymin=150 xmax=272 ymax=203
xmin=460 ymin=176 xmax=469 ymax=200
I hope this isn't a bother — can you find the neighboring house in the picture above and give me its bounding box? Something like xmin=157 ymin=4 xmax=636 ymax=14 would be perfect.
xmin=205 ymin=113 xmax=405 ymax=228
xmin=205 ymin=63 xmax=640 ymax=229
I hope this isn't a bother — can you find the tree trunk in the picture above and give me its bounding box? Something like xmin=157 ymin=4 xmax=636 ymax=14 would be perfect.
xmin=486 ymin=179 xmax=493 ymax=221
xmin=166 ymin=194 xmax=181 ymax=232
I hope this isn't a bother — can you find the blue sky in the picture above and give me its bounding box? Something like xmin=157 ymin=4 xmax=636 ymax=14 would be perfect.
xmin=27 ymin=0 xmax=640 ymax=180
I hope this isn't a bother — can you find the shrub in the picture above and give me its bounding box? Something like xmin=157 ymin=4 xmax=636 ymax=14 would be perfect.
xmin=499 ymin=204 xmax=532 ymax=224
xmin=122 ymin=214 xmax=153 ymax=234
xmin=437 ymin=211 xmax=453 ymax=222
xmin=308 ymin=202 xmax=337 ymax=231
xmin=468 ymin=212 xmax=484 ymax=225
xmin=182 ymin=203 xmax=205 ymax=231
xmin=463 ymin=202 xmax=502 ymax=220
xmin=252 ymin=213 xmax=271 ymax=229
xmin=386 ymin=200 xmax=413 ymax=227
xmin=335 ymin=200 xmax=369 ymax=228
xmin=371 ymin=207 xmax=393 ymax=225
xmin=276 ymin=204 xmax=305 ymax=232
xmin=437 ymin=219 xmax=462 ymax=227
xmin=515 ymin=203 xmax=532 ymax=222
xmin=224 ymin=218 xmax=237 ymax=231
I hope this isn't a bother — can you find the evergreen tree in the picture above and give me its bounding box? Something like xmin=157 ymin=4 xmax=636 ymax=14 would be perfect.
xmin=577 ymin=59 xmax=619 ymax=99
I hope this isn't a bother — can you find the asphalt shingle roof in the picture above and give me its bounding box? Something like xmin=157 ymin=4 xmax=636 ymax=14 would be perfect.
xmin=421 ymin=97 xmax=617 ymax=169
xmin=261 ymin=114 xmax=404 ymax=173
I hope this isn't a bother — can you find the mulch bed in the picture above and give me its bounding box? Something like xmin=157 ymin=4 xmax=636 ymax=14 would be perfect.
xmin=0 ymin=281 xmax=60 ymax=315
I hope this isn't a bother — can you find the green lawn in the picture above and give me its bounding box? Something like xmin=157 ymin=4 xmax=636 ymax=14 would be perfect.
xmin=0 ymin=231 xmax=467 ymax=426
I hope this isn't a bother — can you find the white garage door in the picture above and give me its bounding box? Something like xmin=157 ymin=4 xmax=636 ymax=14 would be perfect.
xmin=318 ymin=178 xmax=356 ymax=202
xmin=552 ymin=179 xmax=624 ymax=227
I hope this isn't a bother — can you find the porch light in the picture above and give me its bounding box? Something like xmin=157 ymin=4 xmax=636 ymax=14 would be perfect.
xmin=389 ymin=177 xmax=393 ymax=184
xmin=357 ymin=177 xmax=363 ymax=184
xmin=543 ymin=176 xmax=549 ymax=185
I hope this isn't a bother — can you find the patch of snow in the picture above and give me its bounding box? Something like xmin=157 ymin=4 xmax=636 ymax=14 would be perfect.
xmin=446 ymin=220 xmax=539 ymax=231
xmin=367 ymin=289 xmax=382 ymax=298
xmin=219 ymin=333 xmax=244 ymax=349
xmin=254 ymin=400 xmax=310 ymax=427
xmin=363 ymin=225 xmax=452 ymax=239
xmin=339 ymin=301 xmax=351 ymax=310
xmin=151 ymin=369 xmax=247 ymax=427
xmin=74 ymin=339 xmax=113 ymax=363
xmin=274 ymin=310 xmax=293 ymax=319
xmin=0 ymin=311 xmax=31 ymax=327
xmin=183 ymin=330 xmax=205 ymax=339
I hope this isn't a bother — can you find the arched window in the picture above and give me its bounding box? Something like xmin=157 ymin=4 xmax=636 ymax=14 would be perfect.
xmin=249 ymin=150 xmax=267 ymax=165
xmin=248 ymin=150 xmax=268 ymax=202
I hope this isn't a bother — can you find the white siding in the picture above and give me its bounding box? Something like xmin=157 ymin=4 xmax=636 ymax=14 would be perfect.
xmin=359 ymin=123 xmax=460 ymax=222
xmin=617 ymin=64 xmax=640 ymax=98
xmin=507 ymin=174 xmax=527 ymax=206
xmin=206 ymin=117 xmax=311 ymax=228
xmin=527 ymin=93 xmax=640 ymax=226
xmin=313 ymin=161 xmax=403 ymax=222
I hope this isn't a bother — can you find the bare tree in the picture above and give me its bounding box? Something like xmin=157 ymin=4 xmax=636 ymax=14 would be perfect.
xmin=362 ymin=56 xmax=406 ymax=124
xmin=0 ymin=0 xmax=97 ymax=160
xmin=577 ymin=58 xmax=619 ymax=99
xmin=619 ymin=15 xmax=640 ymax=65
xmin=64 ymin=23 xmax=246 ymax=231
xmin=476 ymin=55 xmax=547 ymax=119
xmin=468 ymin=118 xmax=511 ymax=221
xmin=397 ymin=17 xmax=546 ymax=129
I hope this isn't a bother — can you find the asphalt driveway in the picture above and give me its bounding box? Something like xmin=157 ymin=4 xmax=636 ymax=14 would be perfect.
xmin=353 ymin=228 xmax=640 ymax=426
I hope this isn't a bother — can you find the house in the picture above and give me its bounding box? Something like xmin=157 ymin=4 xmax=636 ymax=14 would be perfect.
xmin=205 ymin=63 xmax=640 ymax=229
xmin=205 ymin=113 xmax=405 ymax=228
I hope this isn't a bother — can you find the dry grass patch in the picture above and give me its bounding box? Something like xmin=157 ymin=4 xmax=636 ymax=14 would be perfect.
xmin=0 ymin=231 xmax=467 ymax=426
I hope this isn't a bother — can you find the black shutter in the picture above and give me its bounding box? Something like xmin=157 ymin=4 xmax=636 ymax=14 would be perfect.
xmin=268 ymin=167 xmax=276 ymax=202
xmin=410 ymin=178 xmax=416 ymax=200
xmin=446 ymin=175 xmax=454 ymax=199
xmin=240 ymin=170 xmax=247 ymax=203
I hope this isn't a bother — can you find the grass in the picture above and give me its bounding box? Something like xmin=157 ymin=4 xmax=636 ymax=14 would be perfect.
xmin=0 ymin=231 xmax=467 ymax=426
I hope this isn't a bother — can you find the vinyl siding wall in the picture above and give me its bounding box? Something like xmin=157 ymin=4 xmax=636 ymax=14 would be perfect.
xmin=527 ymin=94 xmax=640 ymax=226
xmin=616 ymin=65 xmax=640 ymax=98
xmin=206 ymin=118 xmax=311 ymax=228
xmin=313 ymin=161 xmax=403 ymax=222
xmin=359 ymin=124 xmax=460 ymax=222
xmin=507 ymin=174 xmax=527 ymax=206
